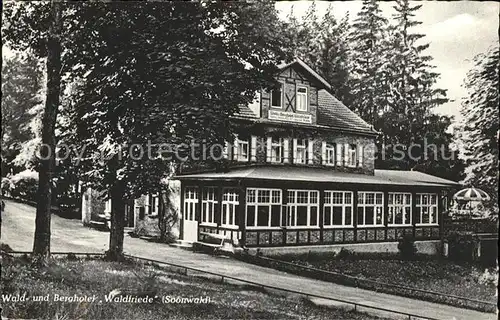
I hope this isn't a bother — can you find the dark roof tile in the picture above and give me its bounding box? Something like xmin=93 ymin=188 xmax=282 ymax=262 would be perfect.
xmin=317 ymin=90 xmax=374 ymax=133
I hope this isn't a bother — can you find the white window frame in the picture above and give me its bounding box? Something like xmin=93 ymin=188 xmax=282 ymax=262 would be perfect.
xmin=296 ymin=86 xmax=308 ymax=111
xmin=325 ymin=143 xmax=335 ymax=166
xmin=388 ymin=192 xmax=412 ymax=226
xmin=201 ymin=187 xmax=217 ymax=226
xmin=357 ymin=191 xmax=384 ymax=227
xmin=150 ymin=194 xmax=159 ymax=217
xmin=184 ymin=187 xmax=198 ymax=221
xmin=347 ymin=144 xmax=357 ymax=167
xmin=236 ymin=137 xmax=249 ymax=162
xmin=287 ymin=190 xmax=319 ymax=228
xmin=246 ymin=188 xmax=282 ymax=229
xmin=269 ymin=137 xmax=284 ymax=163
xmin=222 ymin=189 xmax=239 ymax=229
xmin=324 ymin=191 xmax=354 ymax=228
xmin=295 ymin=139 xmax=307 ymax=164
xmin=271 ymin=82 xmax=284 ymax=109
xmin=416 ymin=193 xmax=438 ymax=225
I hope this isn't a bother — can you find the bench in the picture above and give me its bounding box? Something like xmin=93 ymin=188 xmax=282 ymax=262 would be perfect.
xmin=195 ymin=232 xmax=235 ymax=255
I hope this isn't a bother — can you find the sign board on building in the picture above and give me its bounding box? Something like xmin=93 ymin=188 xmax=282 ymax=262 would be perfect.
xmin=268 ymin=110 xmax=312 ymax=124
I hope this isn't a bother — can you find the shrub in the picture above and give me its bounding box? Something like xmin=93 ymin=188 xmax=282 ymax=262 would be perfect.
xmin=398 ymin=234 xmax=417 ymax=260
xmin=447 ymin=232 xmax=478 ymax=262
xmin=10 ymin=170 xmax=38 ymax=202
xmin=1 ymin=177 xmax=13 ymax=196
xmin=336 ymin=247 xmax=354 ymax=260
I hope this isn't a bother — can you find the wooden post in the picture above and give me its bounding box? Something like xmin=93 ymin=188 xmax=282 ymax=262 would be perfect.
xmin=412 ymin=191 xmax=417 ymax=238
xmin=179 ymin=183 xmax=185 ymax=240
xmin=216 ymin=185 xmax=223 ymax=233
xmin=319 ymin=189 xmax=325 ymax=243
xmin=353 ymin=190 xmax=358 ymax=242
xmin=438 ymin=192 xmax=444 ymax=240
xmin=282 ymin=187 xmax=288 ymax=245
xmin=196 ymin=183 xmax=203 ymax=240
xmin=238 ymin=184 xmax=246 ymax=246
xmin=383 ymin=190 xmax=389 ymax=241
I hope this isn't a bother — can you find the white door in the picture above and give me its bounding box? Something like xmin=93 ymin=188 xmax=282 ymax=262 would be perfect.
xmin=183 ymin=189 xmax=198 ymax=242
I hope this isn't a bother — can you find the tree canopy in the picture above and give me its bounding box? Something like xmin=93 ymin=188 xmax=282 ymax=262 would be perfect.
xmin=457 ymin=45 xmax=499 ymax=216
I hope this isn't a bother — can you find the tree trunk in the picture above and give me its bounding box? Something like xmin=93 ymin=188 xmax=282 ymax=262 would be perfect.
xmin=106 ymin=180 xmax=126 ymax=261
xmin=158 ymin=182 xmax=178 ymax=243
xmin=158 ymin=191 xmax=168 ymax=243
xmin=32 ymin=0 xmax=62 ymax=264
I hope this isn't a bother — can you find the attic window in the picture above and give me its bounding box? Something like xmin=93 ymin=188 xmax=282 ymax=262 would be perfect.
xmin=271 ymin=83 xmax=283 ymax=108
xmin=296 ymin=86 xmax=308 ymax=111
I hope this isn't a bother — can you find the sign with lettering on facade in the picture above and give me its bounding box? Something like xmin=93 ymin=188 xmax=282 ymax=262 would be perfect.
xmin=268 ymin=110 xmax=312 ymax=124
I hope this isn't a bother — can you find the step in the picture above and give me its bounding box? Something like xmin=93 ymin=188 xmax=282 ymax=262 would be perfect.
xmin=169 ymin=240 xmax=194 ymax=250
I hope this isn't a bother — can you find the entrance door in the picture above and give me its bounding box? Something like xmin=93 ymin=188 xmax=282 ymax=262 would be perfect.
xmin=183 ymin=188 xmax=199 ymax=242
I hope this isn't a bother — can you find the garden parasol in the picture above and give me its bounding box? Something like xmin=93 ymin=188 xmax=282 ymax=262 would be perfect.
xmin=453 ymin=187 xmax=491 ymax=216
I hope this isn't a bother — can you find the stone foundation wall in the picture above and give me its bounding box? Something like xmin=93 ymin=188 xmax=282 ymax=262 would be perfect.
xmin=249 ymin=240 xmax=442 ymax=257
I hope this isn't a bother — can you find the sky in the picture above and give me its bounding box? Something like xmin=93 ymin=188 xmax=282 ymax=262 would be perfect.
xmin=276 ymin=1 xmax=499 ymax=123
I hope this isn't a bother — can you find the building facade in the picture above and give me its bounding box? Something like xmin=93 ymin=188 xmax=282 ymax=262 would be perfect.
xmin=176 ymin=58 xmax=459 ymax=251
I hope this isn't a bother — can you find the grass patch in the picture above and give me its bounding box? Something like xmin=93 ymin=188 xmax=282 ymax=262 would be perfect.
xmin=289 ymin=257 xmax=497 ymax=304
xmin=1 ymin=254 xmax=386 ymax=320
xmin=245 ymin=251 xmax=497 ymax=312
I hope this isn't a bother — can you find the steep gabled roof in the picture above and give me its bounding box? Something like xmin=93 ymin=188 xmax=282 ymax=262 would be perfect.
xmin=278 ymin=58 xmax=331 ymax=90
xmin=233 ymin=59 xmax=377 ymax=135
xmin=317 ymin=89 xmax=375 ymax=134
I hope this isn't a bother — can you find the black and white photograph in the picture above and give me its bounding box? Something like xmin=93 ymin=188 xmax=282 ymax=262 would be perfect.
xmin=1 ymin=1 xmax=498 ymax=319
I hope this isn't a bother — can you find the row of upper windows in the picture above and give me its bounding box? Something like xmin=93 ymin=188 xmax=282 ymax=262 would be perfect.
xmin=184 ymin=187 xmax=439 ymax=228
xmin=224 ymin=136 xmax=364 ymax=168
xmin=271 ymin=83 xmax=308 ymax=111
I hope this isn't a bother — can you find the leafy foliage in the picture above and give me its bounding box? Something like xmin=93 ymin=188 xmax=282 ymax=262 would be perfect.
xmin=1 ymin=52 xmax=44 ymax=176
xmin=457 ymin=45 xmax=499 ymax=216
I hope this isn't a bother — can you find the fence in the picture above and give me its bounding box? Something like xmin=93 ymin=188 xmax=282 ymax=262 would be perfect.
xmin=2 ymin=250 xmax=446 ymax=320
xmin=233 ymin=254 xmax=496 ymax=313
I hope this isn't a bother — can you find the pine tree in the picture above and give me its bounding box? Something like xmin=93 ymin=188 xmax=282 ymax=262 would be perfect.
xmin=286 ymin=4 xmax=351 ymax=103
xmin=348 ymin=0 xmax=389 ymax=124
xmin=377 ymin=0 xmax=464 ymax=182
xmin=458 ymin=46 xmax=499 ymax=216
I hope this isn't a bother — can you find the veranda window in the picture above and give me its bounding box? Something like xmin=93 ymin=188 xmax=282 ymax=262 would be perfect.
xmin=201 ymin=187 xmax=217 ymax=225
xmin=246 ymin=188 xmax=282 ymax=228
xmin=287 ymin=190 xmax=319 ymax=227
xmin=324 ymin=191 xmax=353 ymax=227
xmin=184 ymin=187 xmax=198 ymax=221
xmin=415 ymin=193 xmax=438 ymax=225
xmin=222 ymin=189 xmax=239 ymax=228
xmin=388 ymin=193 xmax=412 ymax=225
xmin=357 ymin=192 xmax=384 ymax=226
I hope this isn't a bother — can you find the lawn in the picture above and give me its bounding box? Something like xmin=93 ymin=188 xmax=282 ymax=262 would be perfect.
xmin=280 ymin=253 xmax=497 ymax=305
xmin=0 ymin=253 xmax=385 ymax=320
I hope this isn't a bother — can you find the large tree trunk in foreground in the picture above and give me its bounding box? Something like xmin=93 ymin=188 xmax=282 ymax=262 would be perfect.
xmin=33 ymin=1 xmax=62 ymax=263
xmin=158 ymin=190 xmax=169 ymax=243
xmin=106 ymin=180 xmax=126 ymax=260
